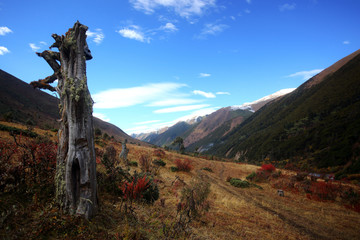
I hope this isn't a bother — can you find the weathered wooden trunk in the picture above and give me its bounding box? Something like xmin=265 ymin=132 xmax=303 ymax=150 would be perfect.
xmin=32 ymin=22 xmax=97 ymax=219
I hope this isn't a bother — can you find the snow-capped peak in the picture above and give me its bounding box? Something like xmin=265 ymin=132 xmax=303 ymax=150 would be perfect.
xmin=231 ymin=88 xmax=296 ymax=111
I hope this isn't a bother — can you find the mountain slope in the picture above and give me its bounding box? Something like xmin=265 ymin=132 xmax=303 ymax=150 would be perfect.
xmin=208 ymin=49 xmax=360 ymax=174
xmin=148 ymin=121 xmax=193 ymax=147
xmin=0 ymin=69 xmax=146 ymax=145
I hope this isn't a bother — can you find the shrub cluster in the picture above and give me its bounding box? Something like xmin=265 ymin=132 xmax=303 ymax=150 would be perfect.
xmin=120 ymin=173 xmax=159 ymax=204
xmin=0 ymin=136 xmax=57 ymax=195
xmin=271 ymin=173 xmax=360 ymax=213
xmin=229 ymin=178 xmax=250 ymax=188
xmin=174 ymin=159 xmax=193 ymax=172
xmin=98 ymin=145 xmax=130 ymax=196
xmin=201 ymin=167 xmax=213 ymax=172
xmin=153 ymin=148 xmax=166 ymax=158
xmin=153 ymin=159 xmax=166 ymax=167
xmin=260 ymin=163 xmax=276 ymax=173
xmin=139 ymin=154 xmax=152 ymax=173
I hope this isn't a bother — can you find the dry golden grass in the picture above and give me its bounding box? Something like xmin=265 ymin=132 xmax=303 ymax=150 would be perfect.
xmin=126 ymin=145 xmax=360 ymax=240
xmin=1 ymin=125 xmax=360 ymax=239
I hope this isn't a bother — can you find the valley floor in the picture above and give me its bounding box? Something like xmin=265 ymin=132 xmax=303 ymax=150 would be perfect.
xmin=1 ymin=124 xmax=360 ymax=239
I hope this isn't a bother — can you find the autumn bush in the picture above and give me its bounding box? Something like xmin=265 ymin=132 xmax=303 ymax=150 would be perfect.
xmin=139 ymin=154 xmax=152 ymax=173
xmin=174 ymin=159 xmax=193 ymax=172
xmin=248 ymin=163 xmax=277 ymax=182
xmin=260 ymin=163 xmax=276 ymax=172
xmin=153 ymin=148 xmax=166 ymax=158
xmin=98 ymin=145 xmax=130 ymax=196
xmin=120 ymin=172 xmax=159 ymax=204
xmin=307 ymin=181 xmax=341 ymax=201
xmin=163 ymin=178 xmax=210 ymax=239
xmin=0 ymin=135 xmax=57 ymax=194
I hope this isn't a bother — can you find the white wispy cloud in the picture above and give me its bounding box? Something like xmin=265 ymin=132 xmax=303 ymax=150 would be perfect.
xmin=86 ymin=29 xmax=104 ymax=44
xmin=199 ymin=73 xmax=211 ymax=78
xmin=0 ymin=46 xmax=10 ymax=55
xmin=246 ymin=0 xmax=251 ymax=4
xmin=154 ymin=104 xmax=210 ymax=113
xmin=29 ymin=43 xmax=40 ymax=51
xmin=343 ymin=40 xmax=350 ymax=45
xmin=160 ymin=23 xmax=178 ymax=32
xmin=286 ymin=69 xmax=324 ymax=80
xmin=134 ymin=120 xmax=161 ymax=125
xmin=128 ymin=106 xmax=219 ymax=134
xmin=93 ymin=113 xmax=110 ymax=122
xmin=193 ymin=90 xmax=216 ymax=98
xmin=130 ymin=0 xmax=216 ymax=18
xmin=244 ymin=9 xmax=251 ymax=14
xmin=198 ymin=23 xmax=228 ymax=38
xmin=117 ymin=26 xmax=150 ymax=43
xmin=0 ymin=26 xmax=12 ymax=36
xmin=126 ymin=125 xmax=154 ymax=134
xmin=216 ymin=91 xmax=230 ymax=95
xmin=148 ymin=98 xmax=201 ymax=107
xmin=279 ymin=3 xmax=296 ymax=11
xmin=93 ymin=82 xmax=187 ymax=109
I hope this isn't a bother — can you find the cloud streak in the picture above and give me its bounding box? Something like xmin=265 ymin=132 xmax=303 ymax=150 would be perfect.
xmin=198 ymin=23 xmax=228 ymax=38
xmin=199 ymin=73 xmax=211 ymax=78
xmin=193 ymin=90 xmax=216 ymax=98
xmin=0 ymin=46 xmax=10 ymax=55
xmin=279 ymin=3 xmax=296 ymax=11
xmin=154 ymin=104 xmax=211 ymax=113
xmin=87 ymin=29 xmax=104 ymax=44
xmin=148 ymin=98 xmax=202 ymax=107
xmin=216 ymin=91 xmax=230 ymax=95
xmin=160 ymin=23 xmax=178 ymax=32
xmin=29 ymin=43 xmax=40 ymax=51
xmin=93 ymin=82 xmax=187 ymax=109
xmin=93 ymin=113 xmax=110 ymax=122
xmin=0 ymin=26 xmax=12 ymax=36
xmin=286 ymin=69 xmax=324 ymax=80
xmin=117 ymin=26 xmax=149 ymax=43
xmin=130 ymin=0 xmax=216 ymax=18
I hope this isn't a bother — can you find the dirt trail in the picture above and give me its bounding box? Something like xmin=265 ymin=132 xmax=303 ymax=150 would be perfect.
xmin=204 ymin=172 xmax=330 ymax=240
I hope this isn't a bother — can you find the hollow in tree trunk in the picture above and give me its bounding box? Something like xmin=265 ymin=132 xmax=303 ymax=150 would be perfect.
xmin=30 ymin=21 xmax=97 ymax=219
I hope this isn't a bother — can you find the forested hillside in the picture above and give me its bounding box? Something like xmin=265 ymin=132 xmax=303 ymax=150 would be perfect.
xmin=209 ymin=50 xmax=360 ymax=177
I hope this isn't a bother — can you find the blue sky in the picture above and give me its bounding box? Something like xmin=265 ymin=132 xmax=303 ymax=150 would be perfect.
xmin=1 ymin=0 xmax=359 ymax=134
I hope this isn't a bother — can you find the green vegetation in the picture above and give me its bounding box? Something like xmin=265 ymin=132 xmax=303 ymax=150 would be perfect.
xmin=0 ymin=123 xmax=38 ymax=138
xmin=209 ymin=54 xmax=360 ymax=175
xmin=153 ymin=159 xmax=166 ymax=167
xmin=229 ymin=178 xmax=250 ymax=188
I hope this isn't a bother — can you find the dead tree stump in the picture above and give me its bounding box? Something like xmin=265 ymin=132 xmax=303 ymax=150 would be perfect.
xmin=31 ymin=21 xmax=97 ymax=219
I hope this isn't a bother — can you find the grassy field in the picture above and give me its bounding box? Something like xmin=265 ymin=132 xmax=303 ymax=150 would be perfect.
xmin=1 ymin=123 xmax=360 ymax=239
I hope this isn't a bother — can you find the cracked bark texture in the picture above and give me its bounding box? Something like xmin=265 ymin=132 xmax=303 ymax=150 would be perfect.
xmin=31 ymin=21 xmax=97 ymax=219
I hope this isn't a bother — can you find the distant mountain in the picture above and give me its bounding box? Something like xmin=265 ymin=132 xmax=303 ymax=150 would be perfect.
xmin=231 ymin=88 xmax=295 ymax=112
xmin=208 ymin=49 xmax=360 ymax=175
xmin=134 ymin=88 xmax=295 ymax=150
xmin=0 ymin=69 xmax=147 ymax=146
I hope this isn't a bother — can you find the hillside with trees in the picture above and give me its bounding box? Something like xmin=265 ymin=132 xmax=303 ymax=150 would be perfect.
xmin=208 ymin=49 xmax=360 ymax=178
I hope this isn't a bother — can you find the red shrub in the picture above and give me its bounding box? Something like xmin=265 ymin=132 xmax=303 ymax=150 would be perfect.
xmin=260 ymin=163 xmax=276 ymax=173
xmin=139 ymin=154 xmax=152 ymax=172
xmin=308 ymin=181 xmax=341 ymax=201
xmin=153 ymin=149 xmax=166 ymax=158
xmin=120 ymin=176 xmax=149 ymax=201
xmin=174 ymin=159 xmax=193 ymax=172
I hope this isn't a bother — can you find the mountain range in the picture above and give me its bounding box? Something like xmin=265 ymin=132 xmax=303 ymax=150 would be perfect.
xmin=134 ymin=49 xmax=360 ymax=176
xmin=0 ymin=69 xmax=147 ymax=146
xmin=2 ymin=48 xmax=360 ymax=176
xmin=207 ymin=49 xmax=360 ymax=175
xmin=133 ymin=88 xmax=294 ymax=150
